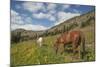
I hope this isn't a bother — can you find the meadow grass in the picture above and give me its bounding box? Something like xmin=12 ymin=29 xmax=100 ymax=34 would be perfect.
xmin=11 ymin=26 xmax=95 ymax=66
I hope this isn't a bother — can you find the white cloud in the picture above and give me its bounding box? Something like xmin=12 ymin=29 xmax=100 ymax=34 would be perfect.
xmin=21 ymin=2 xmax=57 ymax=22
xmin=11 ymin=10 xmax=24 ymax=25
xmin=62 ymin=4 xmax=70 ymax=9
xmin=11 ymin=24 xmax=48 ymax=31
xmin=11 ymin=10 xmax=19 ymax=16
xmin=22 ymin=2 xmax=45 ymax=13
xmin=11 ymin=9 xmax=33 ymax=24
xmin=49 ymin=16 xmax=56 ymax=21
xmin=32 ymin=12 xmax=56 ymax=21
xmin=24 ymin=17 xmax=32 ymax=24
xmin=55 ymin=11 xmax=80 ymax=25
xmin=11 ymin=10 xmax=49 ymax=31
xmin=22 ymin=2 xmax=58 ymax=14
xmin=11 ymin=2 xmax=82 ymax=30
xmin=47 ymin=3 xmax=57 ymax=10
xmin=48 ymin=10 xmax=56 ymax=14
xmin=16 ymin=4 xmax=21 ymax=9
xmin=73 ymin=9 xmax=82 ymax=13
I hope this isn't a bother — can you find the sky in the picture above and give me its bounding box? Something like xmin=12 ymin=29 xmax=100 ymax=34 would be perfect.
xmin=11 ymin=1 xmax=95 ymax=31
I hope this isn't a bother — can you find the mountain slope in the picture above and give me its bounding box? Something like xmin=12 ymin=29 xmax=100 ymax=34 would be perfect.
xmin=11 ymin=10 xmax=95 ymax=42
xmin=47 ymin=11 xmax=95 ymax=33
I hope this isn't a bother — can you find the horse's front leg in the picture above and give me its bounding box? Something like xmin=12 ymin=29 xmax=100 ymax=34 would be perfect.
xmin=56 ymin=46 xmax=58 ymax=54
xmin=59 ymin=44 xmax=65 ymax=55
xmin=54 ymin=44 xmax=58 ymax=54
xmin=55 ymin=44 xmax=64 ymax=55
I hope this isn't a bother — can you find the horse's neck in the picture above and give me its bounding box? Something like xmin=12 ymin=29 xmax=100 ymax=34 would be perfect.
xmin=61 ymin=32 xmax=68 ymax=37
xmin=62 ymin=32 xmax=70 ymax=41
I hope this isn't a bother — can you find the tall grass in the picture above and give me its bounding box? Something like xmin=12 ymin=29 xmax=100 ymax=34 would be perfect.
xmin=11 ymin=25 xmax=95 ymax=66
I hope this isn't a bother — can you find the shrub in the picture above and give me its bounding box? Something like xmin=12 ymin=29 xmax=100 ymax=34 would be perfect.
xmin=11 ymin=32 xmax=21 ymax=43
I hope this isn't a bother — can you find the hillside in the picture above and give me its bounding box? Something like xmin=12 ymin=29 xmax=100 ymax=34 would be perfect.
xmin=11 ymin=10 xmax=95 ymax=43
xmin=47 ymin=11 xmax=95 ymax=33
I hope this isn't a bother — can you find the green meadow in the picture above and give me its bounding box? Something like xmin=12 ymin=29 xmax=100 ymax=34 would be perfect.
xmin=11 ymin=25 xmax=95 ymax=66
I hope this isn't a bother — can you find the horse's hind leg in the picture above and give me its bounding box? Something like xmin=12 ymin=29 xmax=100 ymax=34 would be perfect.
xmin=72 ymin=43 xmax=80 ymax=59
xmin=72 ymin=44 xmax=76 ymax=59
xmin=75 ymin=45 xmax=81 ymax=59
xmin=72 ymin=43 xmax=76 ymax=54
xmin=78 ymin=46 xmax=81 ymax=59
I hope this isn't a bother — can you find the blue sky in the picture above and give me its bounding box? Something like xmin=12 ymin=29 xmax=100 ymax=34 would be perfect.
xmin=11 ymin=1 xmax=95 ymax=31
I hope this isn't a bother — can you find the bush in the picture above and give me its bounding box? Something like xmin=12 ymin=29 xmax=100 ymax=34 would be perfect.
xmin=11 ymin=32 xmax=21 ymax=43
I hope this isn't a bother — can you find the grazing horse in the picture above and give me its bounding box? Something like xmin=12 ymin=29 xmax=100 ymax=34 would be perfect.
xmin=54 ymin=30 xmax=85 ymax=59
xmin=37 ymin=37 xmax=43 ymax=47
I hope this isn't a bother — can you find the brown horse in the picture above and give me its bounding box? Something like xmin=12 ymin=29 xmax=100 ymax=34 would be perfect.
xmin=54 ymin=30 xmax=85 ymax=59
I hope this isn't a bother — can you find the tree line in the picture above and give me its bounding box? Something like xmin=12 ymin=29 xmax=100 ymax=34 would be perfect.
xmin=11 ymin=16 xmax=94 ymax=44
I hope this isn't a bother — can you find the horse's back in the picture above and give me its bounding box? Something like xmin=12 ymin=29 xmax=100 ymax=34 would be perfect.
xmin=69 ymin=30 xmax=82 ymax=37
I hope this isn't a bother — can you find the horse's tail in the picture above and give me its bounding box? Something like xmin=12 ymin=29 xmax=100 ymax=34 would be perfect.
xmin=81 ymin=33 xmax=85 ymax=59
